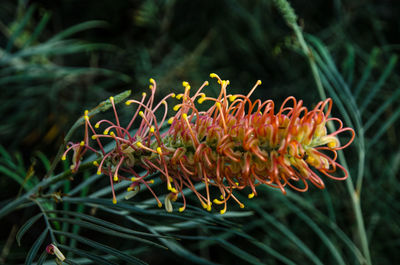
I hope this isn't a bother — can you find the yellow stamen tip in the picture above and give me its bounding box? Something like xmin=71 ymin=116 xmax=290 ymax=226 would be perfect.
xmin=239 ymin=203 xmax=245 ymax=209
xmin=149 ymin=85 xmax=154 ymax=89
xmin=84 ymin=115 xmax=89 ymax=120
xmin=173 ymin=105 xmax=181 ymax=111
xmin=103 ymin=129 xmax=109 ymax=135
xmin=220 ymin=209 xmax=226 ymax=215
xmin=136 ymin=142 xmax=143 ymax=148
xmin=158 ymin=202 xmax=163 ymax=208
xmin=205 ymin=81 xmax=209 ymax=86
xmin=176 ymin=94 xmax=183 ymax=100
xmin=149 ymin=179 xmax=154 ymax=184
xmin=113 ymin=175 xmax=118 ymax=182
xmin=213 ymin=199 xmax=222 ymax=204
xmin=93 ymin=161 xmax=99 ymax=166
xmin=182 ymin=81 xmax=189 ymax=87
xmin=139 ymin=111 xmax=144 ymax=117
xmin=149 ymin=78 xmax=155 ymax=84
xmin=220 ymin=195 xmax=224 ymax=200
xmin=80 ymin=141 xmax=85 ymax=147
xmin=248 ymin=193 xmax=255 ymax=199
xmin=112 ymin=198 xmax=117 ymax=204
xmin=179 ymin=207 xmax=185 ymax=212
xmin=168 ymin=117 xmax=174 ymax=124
xmin=97 ymin=170 xmax=102 ymax=175
xmin=127 ymin=187 xmax=134 ymax=192
xmin=150 ymin=126 xmax=155 ymax=133
xmin=125 ymin=101 xmax=131 ymax=106
xmin=91 ymin=135 xmax=97 ymax=140
xmin=226 ymin=80 xmax=230 ymax=85
xmin=61 ymin=155 xmax=66 ymax=161
xmin=197 ymin=98 xmax=205 ymax=104
xmin=157 ymin=147 xmax=162 ymax=155
xmin=229 ymin=95 xmax=237 ymax=102
xmin=84 ymin=110 xmax=89 ymax=116
xmin=207 ymin=204 xmax=212 ymax=211
xmin=201 ymin=202 xmax=207 ymax=209
xmin=142 ymin=92 xmax=146 ymax=97
xmin=182 ymin=113 xmax=188 ymax=120
xmin=131 ymin=177 xmax=137 ymax=181
xmin=109 ymin=97 xmax=114 ymax=102
xmin=171 ymin=93 xmax=176 ymax=98
xmin=210 ymin=73 xmax=218 ymax=78
xmin=109 ymin=131 xmax=115 ymax=137
xmin=215 ymin=102 xmax=221 ymax=108
xmin=257 ymin=80 xmax=262 ymax=85
xmin=170 ymin=187 xmax=177 ymax=193
xmin=328 ymin=142 xmax=337 ymax=148
xmin=95 ymin=123 xmax=100 ymax=128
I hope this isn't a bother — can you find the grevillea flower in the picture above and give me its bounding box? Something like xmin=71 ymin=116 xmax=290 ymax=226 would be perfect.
xmin=63 ymin=74 xmax=355 ymax=214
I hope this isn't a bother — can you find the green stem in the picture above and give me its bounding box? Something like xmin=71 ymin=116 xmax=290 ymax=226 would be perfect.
xmin=273 ymin=1 xmax=372 ymax=264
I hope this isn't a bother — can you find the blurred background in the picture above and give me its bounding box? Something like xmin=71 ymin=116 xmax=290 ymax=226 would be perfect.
xmin=1 ymin=0 xmax=399 ymax=264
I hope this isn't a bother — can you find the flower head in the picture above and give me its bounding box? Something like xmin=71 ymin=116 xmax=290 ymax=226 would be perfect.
xmin=63 ymin=74 xmax=355 ymax=213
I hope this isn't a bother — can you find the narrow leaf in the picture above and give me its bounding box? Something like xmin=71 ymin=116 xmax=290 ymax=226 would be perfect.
xmin=24 ymin=228 xmax=48 ymax=265
xmin=17 ymin=212 xmax=43 ymax=246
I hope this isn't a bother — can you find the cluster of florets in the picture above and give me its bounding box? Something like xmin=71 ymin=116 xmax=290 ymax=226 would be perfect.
xmin=63 ymin=73 xmax=355 ymax=213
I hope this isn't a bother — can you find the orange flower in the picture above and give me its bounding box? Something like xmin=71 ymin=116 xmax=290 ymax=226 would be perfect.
xmin=63 ymin=74 xmax=355 ymax=213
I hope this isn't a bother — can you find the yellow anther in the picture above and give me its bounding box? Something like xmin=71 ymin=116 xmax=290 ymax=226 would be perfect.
xmin=257 ymin=80 xmax=262 ymax=85
xmin=171 ymin=93 xmax=176 ymax=98
xmin=213 ymin=199 xmax=223 ymax=204
xmin=110 ymin=131 xmax=115 ymax=137
xmin=149 ymin=85 xmax=154 ymax=89
xmin=136 ymin=142 xmax=143 ymax=148
xmin=168 ymin=117 xmax=174 ymax=124
xmin=127 ymin=187 xmax=134 ymax=192
xmin=204 ymin=81 xmax=209 ymax=86
xmin=197 ymin=97 xmax=205 ymax=104
xmin=207 ymin=203 xmax=212 ymax=211
xmin=157 ymin=147 xmax=162 ymax=155
xmin=93 ymin=161 xmax=99 ymax=166
xmin=95 ymin=123 xmax=100 ymax=128
xmin=112 ymin=198 xmax=117 ymax=204
xmin=97 ymin=169 xmax=102 ymax=175
xmin=185 ymin=85 xmax=191 ymax=91
xmin=210 ymin=73 xmax=218 ymax=78
xmin=142 ymin=92 xmax=146 ymax=97
xmin=80 ymin=141 xmax=85 ymax=147
xmin=149 ymin=179 xmax=155 ymax=184
xmin=170 ymin=187 xmax=177 ymax=193
xmin=150 ymin=126 xmax=155 ymax=133
xmin=176 ymin=94 xmax=183 ymax=100
xmin=235 ymin=182 xmax=239 ymax=186
xmin=84 ymin=110 xmax=89 ymax=116
xmin=158 ymin=202 xmax=163 ymax=208
xmin=239 ymin=203 xmax=245 ymax=208
xmin=61 ymin=155 xmax=66 ymax=161
xmin=131 ymin=177 xmax=137 ymax=181
xmin=182 ymin=113 xmax=188 ymax=120
xmin=306 ymin=155 xmax=315 ymax=164
xmin=220 ymin=209 xmax=226 ymax=215
xmin=215 ymin=102 xmax=221 ymax=108
xmin=139 ymin=111 xmax=144 ymax=117
xmin=173 ymin=105 xmax=181 ymax=111
xmin=220 ymin=195 xmax=224 ymax=200
xmin=328 ymin=141 xmax=337 ymax=148
xmin=109 ymin=96 xmax=114 ymax=102
xmin=248 ymin=193 xmax=255 ymax=199
xmin=221 ymin=80 xmax=226 ymax=86
xmin=179 ymin=207 xmax=185 ymax=212
xmin=113 ymin=174 xmax=118 ymax=182
xmin=229 ymin=95 xmax=237 ymax=102
xmin=103 ymin=129 xmax=109 ymax=135
xmin=226 ymin=80 xmax=230 ymax=85
xmin=149 ymin=78 xmax=155 ymax=84
xmin=201 ymin=202 xmax=208 ymax=209
xmin=91 ymin=135 xmax=97 ymax=140
xmin=125 ymin=101 xmax=131 ymax=106
xmin=182 ymin=81 xmax=189 ymax=87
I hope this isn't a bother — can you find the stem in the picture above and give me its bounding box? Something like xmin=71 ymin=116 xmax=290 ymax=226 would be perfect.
xmin=273 ymin=1 xmax=372 ymax=264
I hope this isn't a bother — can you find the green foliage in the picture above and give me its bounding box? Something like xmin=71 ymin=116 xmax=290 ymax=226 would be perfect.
xmin=1 ymin=0 xmax=400 ymax=264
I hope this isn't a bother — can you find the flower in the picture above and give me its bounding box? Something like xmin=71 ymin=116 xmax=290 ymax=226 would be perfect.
xmin=63 ymin=74 xmax=355 ymax=213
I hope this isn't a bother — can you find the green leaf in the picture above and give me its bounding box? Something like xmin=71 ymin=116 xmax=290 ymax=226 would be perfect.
xmin=24 ymin=228 xmax=48 ymax=265
xmin=36 ymin=250 xmax=48 ymax=265
xmin=58 ymin=244 xmax=118 ymax=265
xmin=54 ymin=231 xmax=147 ymax=265
xmin=49 ymin=216 xmax=166 ymax=249
xmin=48 ymin=21 xmax=109 ymax=42
xmin=16 ymin=212 xmax=43 ymax=246
xmin=6 ymin=5 xmax=36 ymax=52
